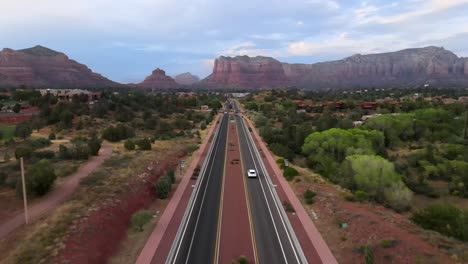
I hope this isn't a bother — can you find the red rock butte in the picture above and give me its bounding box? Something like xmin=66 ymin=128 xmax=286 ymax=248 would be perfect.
xmin=135 ymin=68 xmax=179 ymax=89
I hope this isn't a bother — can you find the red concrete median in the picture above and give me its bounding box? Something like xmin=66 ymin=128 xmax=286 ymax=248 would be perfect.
xmin=217 ymin=115 xmax=256 ymax=263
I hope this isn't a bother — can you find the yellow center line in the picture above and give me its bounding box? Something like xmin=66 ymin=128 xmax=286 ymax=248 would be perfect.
xmin=236 ymin=114 xmax=260 ymax=264
xmin=213 ymin=114 xmax=229 ymax=264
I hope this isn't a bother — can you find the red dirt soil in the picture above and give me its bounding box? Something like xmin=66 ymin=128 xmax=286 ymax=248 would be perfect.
xmin=51 ymin=150 xmax=186 ymax=264
xmin=293 ymin=182 xmax=457 ymax=264
xmin=0 ymin=144 xmax=112 ymax=239
xmin=218 ymin=116 xmax=255 ymax=263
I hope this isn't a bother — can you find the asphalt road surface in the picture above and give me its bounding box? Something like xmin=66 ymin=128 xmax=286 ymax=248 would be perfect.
xmin=234 ymin=102 xmax=306 ymax=264
xmin=168 ymin=101 xmax=305 ymax=264
xmin=168 ymin=111 xmax=229 ymax=264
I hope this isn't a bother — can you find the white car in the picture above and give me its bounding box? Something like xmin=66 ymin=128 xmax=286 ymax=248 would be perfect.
xmin=247 ymin=169 xmax=257 ymax=178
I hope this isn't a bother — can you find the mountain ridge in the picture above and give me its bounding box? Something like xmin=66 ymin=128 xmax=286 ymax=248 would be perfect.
xmin=204 ymin=46 xmax=468 ymax=89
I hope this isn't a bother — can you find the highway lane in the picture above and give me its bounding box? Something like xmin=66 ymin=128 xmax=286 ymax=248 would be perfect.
xmin=234 ymin=102 xmax=307 ymax=264
xmin=168 ymin=112 xmax=229 ymax=264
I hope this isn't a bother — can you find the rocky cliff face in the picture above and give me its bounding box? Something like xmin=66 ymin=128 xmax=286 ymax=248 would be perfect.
xmin=0 ymin=45 xmax=119 ymax=88
xmin=203 ymin=56 xmax=290 ymax=88
xmin=174 ymin=72 xmax=200 ymax=85
xmin=136 ymin=68 xmax=179 ymax=89
xmin=204 ymin=47 xmax=468 ymax=89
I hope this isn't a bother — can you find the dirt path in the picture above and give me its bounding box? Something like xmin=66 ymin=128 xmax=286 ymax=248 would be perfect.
xmin=0 ymin=143 xmax=112 ymax=239
xmin=218 ymin=115 xmax=255 ymax=263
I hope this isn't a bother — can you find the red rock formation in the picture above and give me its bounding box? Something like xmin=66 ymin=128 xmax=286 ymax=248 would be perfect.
xmin=204 ymin=56 xmax=290 ymax=88
xmin=174 ymin=72 xmax=200 ymax=85
xmin=203 ymin=47 xmax=468 ymax=89
xmin=0 ymin=45 xmax=119 ymax=88
xmin=136 ymin=68 xmax=179 ymax=89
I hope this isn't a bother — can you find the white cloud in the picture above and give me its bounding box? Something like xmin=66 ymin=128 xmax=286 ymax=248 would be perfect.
xmin=287 ymin=33 xmax=412 ymax=56
xmin=354 ymin=0 xmax=468 ymax=25
xmin=304 ymin=0 xmax=340 ymax=10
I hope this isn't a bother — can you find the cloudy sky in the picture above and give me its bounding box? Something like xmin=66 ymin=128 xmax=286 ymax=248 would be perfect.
xmin=2 ymin=0 xmax=468 ymax=83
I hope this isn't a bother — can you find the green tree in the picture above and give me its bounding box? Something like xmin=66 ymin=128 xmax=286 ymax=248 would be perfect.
xmin=302 ymin=128 xmax=384 ymax=178
xmin=342 ymin=155 xmax=412 ymax=211
xmin=88 ymin=136 xmax=101 ymax=156
xmin=22 ymin=159 xmax=57 ymax=196
xmin=14 ymin=122 xmax=32 ymax=139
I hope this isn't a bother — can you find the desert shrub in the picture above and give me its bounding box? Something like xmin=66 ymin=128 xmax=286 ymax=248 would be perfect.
xmin=363 ymin=245 xmax=374 ymax=264
xmin=101 ymin=124 xmax=135 ymax=142
xmin=136 ymin=138 xmax=151 ymax=150
xmin=283 ymin=167 xmax=299 ymax=181
xmin=380 ymin=239 xmax=398 ymax=248
xmin=33 ymin=150 xmax=55 ymax=160
xmin=355 ymin=190 xmax=369 ymax=202
xmin=276 ymin=158 xmax=285 ymax=166
xmin=130 ymin=210 xmax=153 ymax=232
xmin=304 ymin=189 xmax=316 ymax=204
xmin=124 ymin=139 xmax=135 ymax=150
xmin=283 ymin=201 xmax=295 ymax=212
xmin=200 ymin=121 xmax=207 ymax=130
xmin=70 ymin=142 xmax=90 ymax=160
xmin=411 ymin=203 xmax=468 ymax=241
xmin=167 ymin=168 xmax=176 ymax=184
xmin=186 ymin=144 xmax=199 ymax=153
xmin=55 ymin=163 xmax=79 ymax=178
xmin=28 ymin=138 xmax=51 ymax=149
xmin=80 ymin=170 xmax=107 ymax=186
xmin=87 ymin=136 xmax=101 ymax=156
xmin=232 ymin=256 xmax=248 ymax=264
xmin=48 ymin=132 xmax=56 ymax=140
xmin=344 ymin=194 xmax=356 ymax=202
xmin=21 ymin=159 xmax=56 ymax=196
xmin=155 ymin=176 xmax=172 ymax=199
xmin=58 ymin=143 xmax=90 ymax=160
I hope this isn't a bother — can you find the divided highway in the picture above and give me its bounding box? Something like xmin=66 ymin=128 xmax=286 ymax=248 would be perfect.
xmin=166 ymin=101 xmax=307 ymax=264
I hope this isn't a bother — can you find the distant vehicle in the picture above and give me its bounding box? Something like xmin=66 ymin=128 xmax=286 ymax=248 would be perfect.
xmin=247 ymin=169 xmax=257 ymax=178
xmin=224 ymin=111 xmax=228 ymax=114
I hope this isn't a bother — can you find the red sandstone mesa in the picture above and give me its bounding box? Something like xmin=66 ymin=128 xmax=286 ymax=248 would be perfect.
xmin=0 ymin=45 xmax=119 ymax=88
xmin=203 ymin=46 xmax=468 ymax=89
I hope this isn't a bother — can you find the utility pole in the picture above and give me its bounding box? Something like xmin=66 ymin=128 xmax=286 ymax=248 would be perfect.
xmin=463 ymin=109 xmax=467 ymax=140
xmin=20 ymin=157 xmax=29 ymax=224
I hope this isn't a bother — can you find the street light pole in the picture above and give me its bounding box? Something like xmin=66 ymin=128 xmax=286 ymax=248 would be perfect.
xmin=20 ymin=157 xmax=29 ymax=224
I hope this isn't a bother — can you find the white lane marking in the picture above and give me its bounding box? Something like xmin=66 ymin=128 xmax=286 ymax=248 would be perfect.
xmin=184 ymin=116 xmax=227 ymax=264
xmin=169 ymin=115 xmax=225 ymax=264
xmin=239 ymin=117 xmax=289 ymax=264
xmin=241 ymin=117 xmax=306 ymax=264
